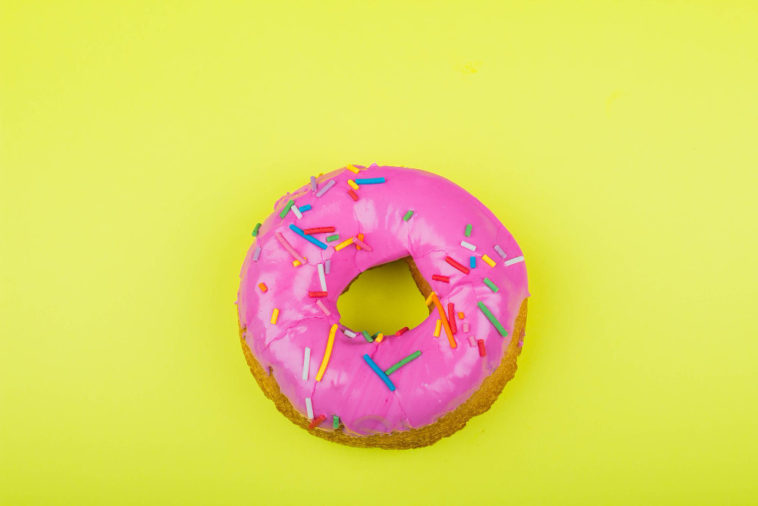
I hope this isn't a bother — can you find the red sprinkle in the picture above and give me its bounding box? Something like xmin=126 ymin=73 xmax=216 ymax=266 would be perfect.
xmin=308 ymin=291 xmax=328 ymax=298
xmin=431 ymin=274 xmax=450 ymax=283
xmin=448 ymin=302 xmax=457 ymax=335
xmin=477 ymin=339 xmax=486 ymax=357
xmin=309 ymin=414 xmax=326 ymax=429
xmin=395 ymin=327 xmax=409 ymax=336
xmin=445 ymin=256 xmax=470 ymax=274
xmin=303 ymin=226 xmax=336 ymax=235
xmin=347 ymin=189 xmax=359 ymax=201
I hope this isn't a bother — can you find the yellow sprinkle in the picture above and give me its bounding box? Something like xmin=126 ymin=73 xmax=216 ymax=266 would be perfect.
xmin=335 ymin=237 xmax=354 ymax=251
xmin=315 ymin=324 xmax=338 ymax=382
xmin=347 ymin=179 xmax=360 ymax=191
xmin=425 ymin=292 xmax=435 ymax=306
xmin=270 ymin=308 xmax=279 ymax=324
xmin=292 ymin=260 xmax=301 ymax=267
xmin=458 ymin=311 xmax=465 ymax=320
xmin=433 ymin=319 xmax=442 ymax=337
xmin=375 ymin=333 xmax=384 ymax=343
xmin=346 ymin=164 xmax=360 ymax=174
xmin=482 ymin=254 xmax=496 ymax=267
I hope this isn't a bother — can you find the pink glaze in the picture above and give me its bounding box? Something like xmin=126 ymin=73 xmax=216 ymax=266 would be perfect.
xmin=237 ymin=165 xmax=529 ymax=436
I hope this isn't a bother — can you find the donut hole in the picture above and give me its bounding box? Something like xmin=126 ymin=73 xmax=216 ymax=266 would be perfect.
xmin=337 ymin=257 xmax=432 ymax=335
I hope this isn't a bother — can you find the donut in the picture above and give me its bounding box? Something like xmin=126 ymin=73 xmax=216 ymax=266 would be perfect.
xmin=236 ymin=164 xmax=529 ymax=448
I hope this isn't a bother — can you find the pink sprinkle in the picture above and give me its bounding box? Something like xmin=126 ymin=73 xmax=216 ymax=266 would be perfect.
xmin=352 ymin=236 xmax=373 ymax=252
xmin=275 ymin=232 xmax=306 ymax=264
xmin=462 ymin=322 xmax=470 ymax=333
xmin=315 ymin=299 xmax=331 ymax=316
xmin=468 ymin=336 xmax=477 ymax=347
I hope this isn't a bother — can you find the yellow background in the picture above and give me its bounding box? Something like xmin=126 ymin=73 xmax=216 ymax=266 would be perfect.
xmin=2 ymin=1 xmax=757 ymax=504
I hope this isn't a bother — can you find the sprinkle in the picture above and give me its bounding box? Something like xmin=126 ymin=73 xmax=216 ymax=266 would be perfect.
xmin=493 ymin=244 xmax=507 ymax=258
xmin=477 ymin=339 xmax=486 ymax=357
xmin=477 ymin=301 xmax=508 ymax=336
xmin=315 ymin=179 xmax=336 ymax=197
xmin=469 ymin=256 xmax=476 ymax=268
xmin=308 ymin=291 xmax=327 ymax=298
xmin=258 ymin=282 xmax=268 ymax=293
xmin=270 ymin=308 xmax=279 ymax=324
xmin=303 ymin=226 xmax=336 ymax=235
xmin=395 ymin=327 xmax=409 ymax=336
xmin=355 ymin=233 xmax=364 ymax=250
xmin=462 ymin=322 xmax=470 ymax=333
xmin=384 ymin=350 xmax=422 ymax=375
xmin=429 ymin=293 xmax=456 ymax=348
xmin=403 ymin=210 xmax=414 ymax=221
xmin=483 ymin=278 xmax=499 ymax=293
xmin=305 ymin=397 xmax=314 ymax=419
xmin=335 ymin=237 xmax=354 ymax=251
xmin=279 ymin=199 xmax=295 ymax=218
xmin=289 ymin=224 xmax=328 ymax=250
xmin=465 ymin=224 xmax=472 ymax=237
xmin=460 ymin=240 xmax=476 ymax=251
xmin=315 ymin=299 xmax=331 ymax=316
xmin=317 ymin=263 xmax=327 ymax=291
xmin=505 ymin=255 xmax=525 ymax=266
xmin=445 ymin=256 xmax=470 ymax=274
xmin=354 ymin=177 xmax=386 ymax=184
xmin=302 ymin=347 xmax=311 ymax=380
xmin=252 ymin=223 xmax=261 ymax=237
xmin=363 ymin=354 xmax=396 ymax=391
xmin=275 ymin=232 xmax=306 ymax=264
xmin=253 ymin=246 xmax=262 ymax=262
xmin=343 ymin=329 xmax=357 ymax=338
xmin=347 ymin=189 xmax=359 ymax=201
xmin=362 ymin=330 xmax=374 ymax=343
xmin=299 ymin=204 xmax=312 ymax=213
xmin=425 ymin=293 xmax=435 ymax=306
xmin=448 ymin=303 xmax=457 ymax=334
xmin=315 ymin=324 xmax=338 ymax=382
xmin=310 ymin=176 xmax=317 ymax=192
xmin=325 ymin=260 xmax=331 ymax=274
xmin=433 ymin=319 xmax=442 ymax=337
xmin=353 ymin=236 xmax=373 ymax=252
xmin=292 ymin=260 xmax=302 ymax=267
xmin=326 ymin=234 xmax=339 ymax=242
xmin=346 ymin=164 xmax=360 ymax=174
xmin=468 ymin=336 xmax=477 ymax=347
xmin=309 ymin=414 xmax=326 ymax=429
xmin=375 ymin=333 xmax=384 ymax=343
xmin=347 ymin=179 xmax=360 ymax=191
xmin=458 ymin=311 xmax=465 ymax=319
xmin=291 ymin=205 xmax=303 ymax=219
xmin=482 ymin=254 xmax=496 ymax=267
xmin=432 ymin=274 xmax=450 ymax=283
xmin=332 ymin=415 xmax=340 ymax=429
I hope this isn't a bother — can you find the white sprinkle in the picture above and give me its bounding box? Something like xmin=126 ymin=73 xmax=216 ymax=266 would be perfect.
xmin=305 ymin=397 xmax=314 ymax=419
xmin=317 ymin=263 xmax=327 ymax=291
xmin=462 ymin=322 xmax=470 ymax=333
xmin=468 ymin=336 xmax=477 ymax=347
xmin=291 ymin=205 xmax=303 ymax=219
xmin=505 ymin=256 xmax=525 ymax=266
xmin=315 ymin=299 xmax=331 ymax=316
xmin=325 ymin=259 xmax=331 ymax=274
xmin=343 ymin=329 xmax=357 ymax=338
xmin=302 ymin=347 xmax=311 ymax=381
xmin=315 ymin=179 xmax=336 ymax=197
xmin=253 ymin=246 xmax=262 ymax=262
xmin=493 ymin=244 xmax=507 ymax=258
xmin=310 ymin=176 xmax=317 ymax=192
xmin=460 ymin=240 xmax=477 ymax=251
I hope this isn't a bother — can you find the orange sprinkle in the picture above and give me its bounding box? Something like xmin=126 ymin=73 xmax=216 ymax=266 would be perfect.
xmin=355 ymin=233 xmax=365 ymax=250
xmin=258 ymin=283 xmax=268 ymax=293
xmin=429 ymin=292 xmax=456 ymax=348
xmin=458 ymin=311 xmax=465 ymax=320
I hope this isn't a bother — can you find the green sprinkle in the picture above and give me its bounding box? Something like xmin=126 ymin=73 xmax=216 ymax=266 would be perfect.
xmin=325 ymin=234 xmax=339 ymax=242
xmin=279 ymin=199 xmax=294 ymax=218
xmin=477 ymin=301 xmax=508 ymax=337
xmin=332 ymin=415 xmax=340 ymax=429
xmin=403 ymin=210 xmax=414 ymax=221
xmin=362 ymin=330 xmax=374 ymax=342
xmin=252 ymin=223 xmax=261 ymax=237
xmin=465 ymin=224 xmax=472 ymax=237
xmin=384 ymin=350 xmax=422 ymax=375
xmin=483 ymin=277 xmax=499 ymax=293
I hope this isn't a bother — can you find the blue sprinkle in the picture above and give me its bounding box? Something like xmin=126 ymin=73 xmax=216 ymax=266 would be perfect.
xmin=470 ymin=256 xmax=476 ymax=268
xmin=363 ymin=354 xmax=396 ymax=391
xmin=288 ymin=224 xmax=327 ymax=250
xmin=299 ymin=204 xmax=312 ymax=213
xmin=354 ymin=177 xmax=386 ymax=185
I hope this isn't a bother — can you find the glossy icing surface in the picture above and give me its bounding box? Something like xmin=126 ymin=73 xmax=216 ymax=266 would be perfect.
xmin=237 ymin=165 xmax=529 ymax=435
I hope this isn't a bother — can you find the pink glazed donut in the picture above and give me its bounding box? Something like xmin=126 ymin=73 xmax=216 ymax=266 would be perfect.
xmin=236 ymin=164 xmax=529 ymax=448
